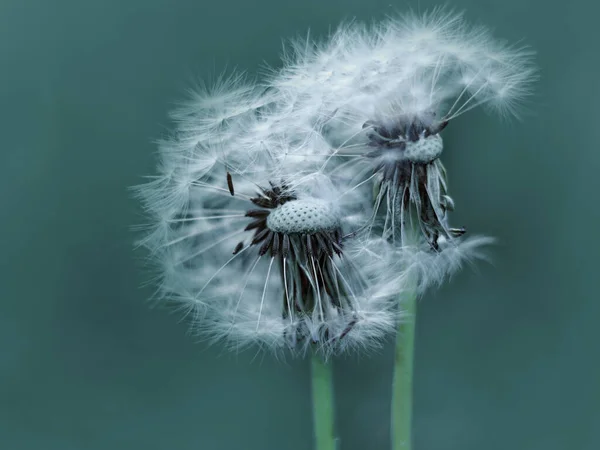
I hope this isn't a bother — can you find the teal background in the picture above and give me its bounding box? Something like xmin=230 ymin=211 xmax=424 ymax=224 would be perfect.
xmin=1 ymin=1 xmax=598 ymax=449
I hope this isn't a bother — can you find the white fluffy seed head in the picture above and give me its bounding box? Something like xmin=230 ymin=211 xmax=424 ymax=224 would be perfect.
xmin=266 ymin=200 xmax=340 ymax=234
xmin=135 ymin=142 xmax=405 ymax=357
xmin=135 ymin=9 xmax=521 ymax=357
xmin=269 ymin=9 xmax=535 ymax=143
xmin=404 ymin=134 xmax=443 ymax=164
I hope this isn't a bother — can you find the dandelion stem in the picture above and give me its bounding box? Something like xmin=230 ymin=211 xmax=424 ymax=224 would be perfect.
xmin=311 ymin=353 xmax=337 ymax=450
xmin=391 ymin=287 xmax=417 ymax=450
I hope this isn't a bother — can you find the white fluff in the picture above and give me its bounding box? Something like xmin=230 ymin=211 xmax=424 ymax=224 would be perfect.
xmin=270 ymin=8 xmax=535 ymax=137
xmin=137 ymin=134 xmax=404 ymax=356
xmin=135 ymin=10 xmax=535 ymax=356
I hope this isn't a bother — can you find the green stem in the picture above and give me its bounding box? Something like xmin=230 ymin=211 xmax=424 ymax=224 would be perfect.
xmin=391 ymin=289 xmax=417 ymax=450
xmin=311 ymin=353 xmax=337 ymax=450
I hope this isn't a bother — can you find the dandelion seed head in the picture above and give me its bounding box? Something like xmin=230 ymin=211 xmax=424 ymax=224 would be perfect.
xmin=136 ymin=10 xmax=533 ymax=356
xmin=271 ymin=10 xmax=534 ymax=146
xmin=404 ymin=135 xmax=443 ymax=164
xmin=138 ymin=137 xmax=402 ymax=356
xmin=266 ymin=200 xmax=340 ymax=235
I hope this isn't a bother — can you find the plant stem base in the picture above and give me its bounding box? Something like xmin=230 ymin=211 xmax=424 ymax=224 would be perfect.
xmin=311 ymin=353 xmax=337 ymax=450
xmin=392 ymin=290 xmax=417 ymax=450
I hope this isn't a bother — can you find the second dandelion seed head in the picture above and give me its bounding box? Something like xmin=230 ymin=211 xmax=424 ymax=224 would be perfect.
xmin=363 ymin=115 xmax=448 ymax=191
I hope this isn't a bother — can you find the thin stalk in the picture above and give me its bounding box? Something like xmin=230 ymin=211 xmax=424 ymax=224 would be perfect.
xmin=391 ymin=288 xmax=417 ymax=450
xmin=311 ymin=353 xmax=337 ymax=450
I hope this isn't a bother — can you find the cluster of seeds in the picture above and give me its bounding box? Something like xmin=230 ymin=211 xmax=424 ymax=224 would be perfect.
xmin=136 ymin=10 xmax=534 ymax=355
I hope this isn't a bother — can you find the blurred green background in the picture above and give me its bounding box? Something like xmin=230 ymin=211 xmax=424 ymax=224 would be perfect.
xmin=1 ymin=0 xmax=598 ymax=449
